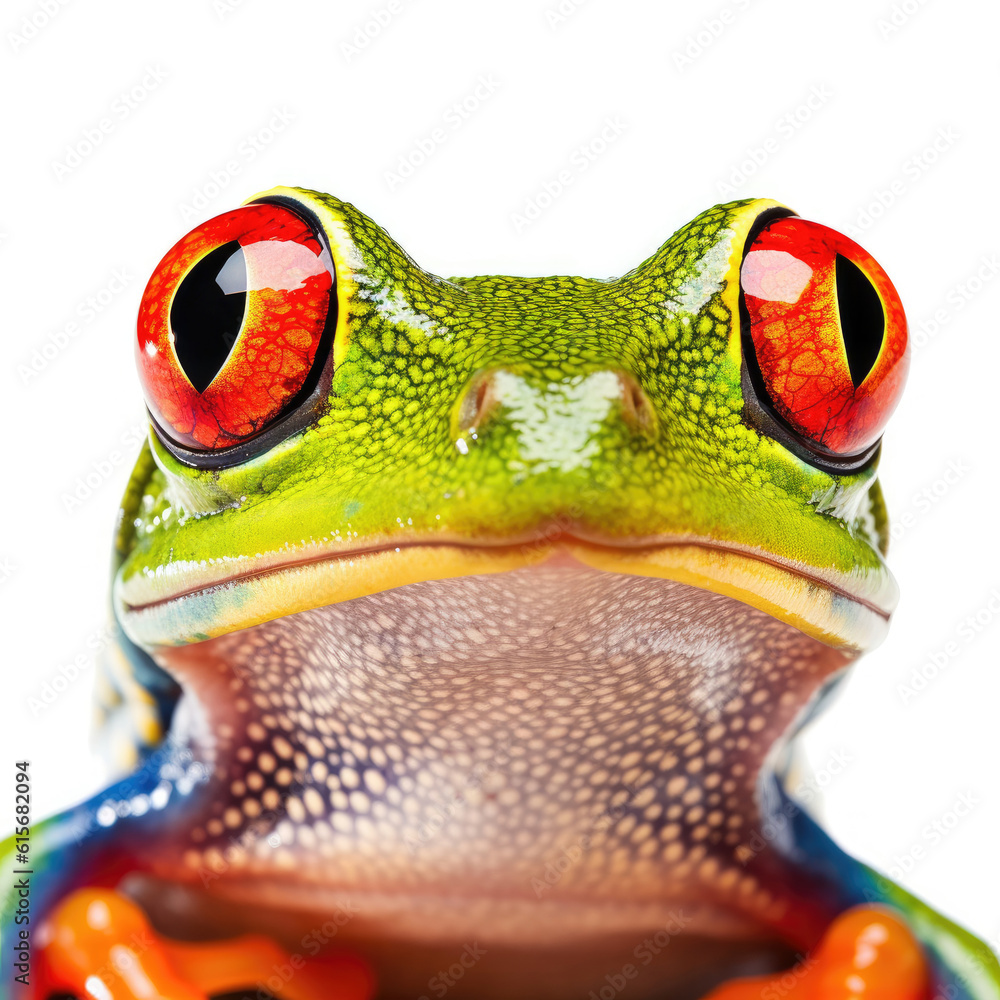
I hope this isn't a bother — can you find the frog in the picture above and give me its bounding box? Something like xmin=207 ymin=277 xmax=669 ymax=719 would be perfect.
xmin=4 ymin=187 xmax=999 ymax=1000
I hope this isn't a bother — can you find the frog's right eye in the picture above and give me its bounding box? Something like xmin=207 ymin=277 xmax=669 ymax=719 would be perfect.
xmin=136 ymin=203 xmax=335 ymax=454
xmin=739 ymin=216 xmax=908 ymax=466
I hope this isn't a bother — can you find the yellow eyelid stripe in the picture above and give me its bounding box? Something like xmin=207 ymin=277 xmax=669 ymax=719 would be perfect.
xmin=721 ymin=199 xmax=791 ymax=368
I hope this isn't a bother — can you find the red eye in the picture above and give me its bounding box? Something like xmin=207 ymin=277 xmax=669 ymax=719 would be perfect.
xmin=137 ymin=203 xmax=334 ymax=452
xmin=740 ymin=217 xmax=908 ymax=458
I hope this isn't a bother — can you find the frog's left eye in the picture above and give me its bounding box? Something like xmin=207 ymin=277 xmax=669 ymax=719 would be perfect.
xmin=137 ymin=203 xmax=334 ymax=453
xmin=740 ymin=217 xmax=908 ymax=461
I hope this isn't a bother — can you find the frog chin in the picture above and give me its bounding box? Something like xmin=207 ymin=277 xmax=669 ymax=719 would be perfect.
xmin=143 ymin=560 xmax=854 ymax=977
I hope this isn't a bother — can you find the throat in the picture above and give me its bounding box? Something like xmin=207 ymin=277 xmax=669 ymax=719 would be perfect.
xmin=153 ymin=565 xmax=850 ymax=945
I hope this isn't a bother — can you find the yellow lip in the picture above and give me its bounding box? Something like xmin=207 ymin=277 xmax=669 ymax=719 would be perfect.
xmin=117 ymin=537 xmax=895 ymax=652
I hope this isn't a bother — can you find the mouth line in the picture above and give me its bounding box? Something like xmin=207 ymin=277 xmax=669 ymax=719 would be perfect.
xmin=118 ymin=531 xmax=895 ymax=653
xmin=124 ymin=533 xmax=888 ymax=620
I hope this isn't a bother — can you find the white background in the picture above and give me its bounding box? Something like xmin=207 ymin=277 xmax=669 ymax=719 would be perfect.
xmin=2 ymin=0 xmax=998 ymax=950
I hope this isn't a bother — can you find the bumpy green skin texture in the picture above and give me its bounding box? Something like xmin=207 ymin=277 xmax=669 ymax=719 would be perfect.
xmin=115 ymin=193 xmax=888 ymax=627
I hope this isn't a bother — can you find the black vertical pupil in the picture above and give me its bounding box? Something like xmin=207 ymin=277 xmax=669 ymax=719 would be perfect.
xmin=835 ymin=253 xmax=885 ymax=388
xmin=170 ymin=240 xmax=248 ymax=392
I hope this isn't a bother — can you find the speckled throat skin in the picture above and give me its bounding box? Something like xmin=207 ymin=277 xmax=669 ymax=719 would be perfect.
xmin=119 ymin=565 xmax=845 ymax=997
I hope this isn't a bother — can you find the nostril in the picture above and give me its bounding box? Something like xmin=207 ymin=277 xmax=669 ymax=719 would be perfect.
xmin=473 ymin=379 xmax=490 ymax=420
xmin=618 ymin=372 xmax=657 ymax=436
xmin=624 ymin=379 xmax=643 ymax=416
xmin=457 ymin=369 xmax=502 ymax=433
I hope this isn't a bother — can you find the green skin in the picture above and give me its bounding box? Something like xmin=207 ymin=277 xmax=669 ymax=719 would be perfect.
xmin=7 ymin=189 xmax=999 ymax=997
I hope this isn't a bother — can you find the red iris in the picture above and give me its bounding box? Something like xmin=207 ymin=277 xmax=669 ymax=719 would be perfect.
xmin=137 ymin=203 xmax=333 ymax=451
xmin=740 ymin=217 xmax=908 ymax=457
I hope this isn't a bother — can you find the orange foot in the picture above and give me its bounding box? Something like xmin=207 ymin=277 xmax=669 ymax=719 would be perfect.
xmin=705 ymin=905 xmax=931 ymax=1000
xmin=35 ymin=888 xmax=374 ymax=1000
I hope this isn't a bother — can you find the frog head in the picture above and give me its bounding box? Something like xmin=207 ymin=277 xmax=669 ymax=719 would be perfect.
xmin=117 ymin=187 xmax=905 ymax=653
xmin=110 ymin=188 xmax=909 ymax=966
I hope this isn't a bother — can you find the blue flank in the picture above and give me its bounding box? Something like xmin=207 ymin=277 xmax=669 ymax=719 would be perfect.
xmin=0 ymin=733 xmax=209 ymax=990
xmin=766 ymin=772 xmax=1000 ymax=1000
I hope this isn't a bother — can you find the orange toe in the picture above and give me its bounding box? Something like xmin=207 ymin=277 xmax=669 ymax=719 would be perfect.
xmin=704 ymin=905 xmax=931 ymax=1000
xmin=36 ymin=887 xmax=374 ymax=1000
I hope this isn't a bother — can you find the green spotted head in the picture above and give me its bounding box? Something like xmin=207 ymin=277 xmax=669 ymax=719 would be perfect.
xmin=116 ymin=187 xmax=907 ymax=654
